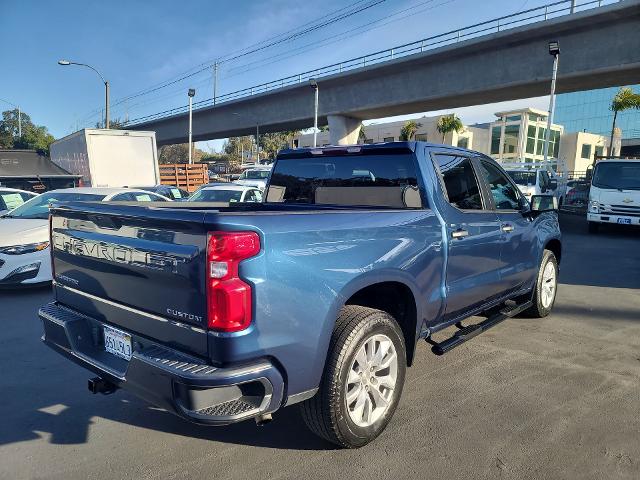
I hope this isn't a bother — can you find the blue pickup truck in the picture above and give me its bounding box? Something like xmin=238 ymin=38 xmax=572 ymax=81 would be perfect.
xmin=40 ymin=142 xmax=561 ymax=448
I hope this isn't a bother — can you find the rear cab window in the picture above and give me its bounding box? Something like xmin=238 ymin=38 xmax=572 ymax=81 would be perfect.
xmin=266 ymin=153 xmax=424 ymax=208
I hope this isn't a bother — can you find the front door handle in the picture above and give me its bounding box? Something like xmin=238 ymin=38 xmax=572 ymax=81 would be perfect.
xmin=502 ymin=224 xmax=514 ymax=233
xmin=451 ymin=229 xmax=469 ymax=239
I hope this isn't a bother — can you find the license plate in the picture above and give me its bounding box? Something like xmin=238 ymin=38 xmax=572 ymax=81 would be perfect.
xmin=104 ymin=326 xmax=132 ymax=360
xmin=617 ymin=218 xmax=631 ymax=224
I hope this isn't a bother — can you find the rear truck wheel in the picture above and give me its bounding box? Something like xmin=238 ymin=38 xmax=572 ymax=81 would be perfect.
xmin=300 ymin=305 xmax=407 ymax=448
xmin=588 ymin=221 xmax=599 ymax=234
xmin=524 ymin=249 xmax=558 ymax=318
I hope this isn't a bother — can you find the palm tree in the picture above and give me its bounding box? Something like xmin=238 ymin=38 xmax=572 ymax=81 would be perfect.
xmin=608 ymin=87 xmax=640 ymax=156
xmin=436 ymin=114 xmax=464 ymax=143
xmin=358 ymin=122 xmax=367 ymax=143
xmin=399 ymin=120 xmax=422 ymax=141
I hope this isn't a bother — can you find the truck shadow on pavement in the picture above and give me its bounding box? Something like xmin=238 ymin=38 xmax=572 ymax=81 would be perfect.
xmin=558 ymin=213 xmax=640 ymax=290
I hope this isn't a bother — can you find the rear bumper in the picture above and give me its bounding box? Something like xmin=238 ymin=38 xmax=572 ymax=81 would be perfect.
xmin=39 ymin=302 xmax=285 ymax=425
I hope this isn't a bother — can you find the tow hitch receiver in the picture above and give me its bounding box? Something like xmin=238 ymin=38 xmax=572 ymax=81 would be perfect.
xmin=88 ymin=376 xmax=118 ymax=395
xmin=427 ymin=300 xmax=532 ymax=356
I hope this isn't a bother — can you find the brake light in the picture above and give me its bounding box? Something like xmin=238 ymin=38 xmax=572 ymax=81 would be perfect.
xmin=206 ymin=231 xmax=260 ymax=332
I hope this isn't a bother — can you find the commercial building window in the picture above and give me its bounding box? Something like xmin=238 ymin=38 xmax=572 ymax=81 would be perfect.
xmin=505 ymin=115 xmax=521 ymax=122
xmin=528 ymin=113 xmax=538 ymax=122
xmin=457 ymin=136 xmax=469 ymax=149
xmin=595 ymin=145 xmax=604 ymax=158
xmin=491 ymin=126 xmax=501 ymax=154
xmin=503 ymin=125 xmax=519 ymax=155
xmin=536 ymin=127 xmax=546 ymax=155
xmin=415 ymin=133 xmax=428 ymax=141
xmin=364 ymin=138 xmax=374 ymax=144
xmin=383 ymin=137 xmax=394 ymax=142
xmin=526 ymin=125 xmax=536 ymax=154
xmin=581 ymin=144 xmax=592 ymax=159
xmin=551 ymin=130 xmax=560 ymax=157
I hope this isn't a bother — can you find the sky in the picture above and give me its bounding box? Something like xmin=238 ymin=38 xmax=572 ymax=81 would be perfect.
xmin=1 ymin=0 xmax=553 ymax=151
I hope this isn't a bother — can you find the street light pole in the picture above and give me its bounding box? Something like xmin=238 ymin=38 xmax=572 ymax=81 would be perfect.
xmin=256 ymin=124 xmax=260 ymax=163
xmin=310 ymin=79 xmax=319 ymax=147
xmin=58 ymin=60 xmax=110 ymax=129
xmin=543 ymin=41 xmax=560 ymax=163
xmin=0 ymin=99 xmax=21 ymax=138
xmin=188 ymin=89 xmax=196 ymax=164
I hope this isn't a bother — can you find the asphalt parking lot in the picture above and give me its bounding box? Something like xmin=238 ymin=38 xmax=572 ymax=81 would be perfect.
xmin=1 ymin=213 xmax=639 ymax=480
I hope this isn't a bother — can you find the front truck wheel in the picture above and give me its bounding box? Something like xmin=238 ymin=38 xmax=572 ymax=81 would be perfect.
xmin=300 ymin=305 xmax=407 ymax=448
xmin=588 ymin=221 xmax=599 ymax=234
xmin=523 ymin=249 xmax=558 ymax=318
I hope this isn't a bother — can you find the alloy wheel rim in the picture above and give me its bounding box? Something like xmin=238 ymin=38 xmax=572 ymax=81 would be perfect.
xmin=541 ymin=261 xmax=557 ymax=309
xmin=345 ymin=334 xmax=398 ymax=428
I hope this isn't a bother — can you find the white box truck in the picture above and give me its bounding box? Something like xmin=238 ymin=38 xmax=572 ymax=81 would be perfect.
xmin=50 ymin=129 xmax=160 ymax=188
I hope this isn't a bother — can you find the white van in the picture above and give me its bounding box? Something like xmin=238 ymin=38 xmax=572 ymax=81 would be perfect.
xmin=587 ymin=159 xmax=640 ymax=233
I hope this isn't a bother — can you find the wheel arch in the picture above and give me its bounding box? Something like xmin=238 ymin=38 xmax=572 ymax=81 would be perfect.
xmin=342 ymin=279 xmax=420 ymax=366
xmin=544 ymin=238 xmax=562 ymax=264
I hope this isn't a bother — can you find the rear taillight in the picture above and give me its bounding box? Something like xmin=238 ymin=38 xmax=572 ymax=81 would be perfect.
xmin=206 ymin=231 xmax=260 ymax=332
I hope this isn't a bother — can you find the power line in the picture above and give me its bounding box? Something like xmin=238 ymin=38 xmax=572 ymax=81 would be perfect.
xmin=107 ymin=0 xmax=385 ymax=108
xmin=106 ymin=0 xmax=451 ymax=124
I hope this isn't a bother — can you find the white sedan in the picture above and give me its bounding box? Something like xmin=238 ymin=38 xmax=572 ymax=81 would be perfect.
xmin=0 ymin=187 xmax=170 ymax=287
xmin=188 ymin=185 xmax=263 ymax=205
xmin=0 ymin=188 xmax=38 ymax=215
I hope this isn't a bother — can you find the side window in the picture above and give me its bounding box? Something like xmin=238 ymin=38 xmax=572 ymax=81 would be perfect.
xmin=254 ymin=190 xmax=263 ymax=202
xmin=244 ymin=190 xmax=257 ymax=202
xmin=478 ymin=161 xmax=522 ymax=211
xmin=434 ymin=155 xmax=483 ymax=210
xmin=110 ymin=193 xmax=133 ymax=201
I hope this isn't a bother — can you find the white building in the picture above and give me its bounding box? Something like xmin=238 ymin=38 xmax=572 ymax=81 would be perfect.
xmin=293 ymin=107 xmax=607 ymax=175
xmin=295 ymin=115 xmax=477 ymax=150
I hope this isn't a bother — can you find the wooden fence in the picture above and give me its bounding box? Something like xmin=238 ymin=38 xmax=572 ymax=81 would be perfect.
xmin=159 ymin=163 xmax=209 ymax=192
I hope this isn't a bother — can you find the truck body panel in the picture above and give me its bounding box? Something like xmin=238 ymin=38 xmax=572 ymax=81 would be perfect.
xmin=50 ymin=129 xmax=159 ymax=188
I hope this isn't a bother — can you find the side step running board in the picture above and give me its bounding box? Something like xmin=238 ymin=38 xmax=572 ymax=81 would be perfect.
xmin=428 ymin=300 xmax=532 ymax=356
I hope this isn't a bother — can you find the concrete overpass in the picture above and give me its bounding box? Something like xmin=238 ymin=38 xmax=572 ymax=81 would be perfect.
xmin=129 ymin=0 xmax=640 ymax=146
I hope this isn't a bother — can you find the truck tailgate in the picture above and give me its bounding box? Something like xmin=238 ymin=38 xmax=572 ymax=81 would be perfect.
xmin=50 ymin=202 xmax=209 ymax=356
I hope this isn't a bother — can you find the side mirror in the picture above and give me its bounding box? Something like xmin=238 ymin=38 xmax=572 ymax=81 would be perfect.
xmin=549 ymin=179 xmax=558 ymax=189
xmin=530 ymin=194 xmax=558 ymax=213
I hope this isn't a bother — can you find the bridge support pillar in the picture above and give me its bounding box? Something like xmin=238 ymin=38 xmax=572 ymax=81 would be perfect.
xmin=328 ymin=115 xmax=361 ymax=145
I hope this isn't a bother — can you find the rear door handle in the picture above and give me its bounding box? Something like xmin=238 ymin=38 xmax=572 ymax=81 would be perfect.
xmin=502 ymin=224 xmax=514 ymax=233
xmin=451 ymin=229 xmax=469 ymax=239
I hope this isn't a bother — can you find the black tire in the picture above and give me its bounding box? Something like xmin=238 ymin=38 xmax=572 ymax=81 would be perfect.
xmin=588 ymin=221 xmax=599 ymax=234
xmin=300 ymin=305 xmax=407 ymax=448
xmin=523 ymin=250 xmax=558 ymax=318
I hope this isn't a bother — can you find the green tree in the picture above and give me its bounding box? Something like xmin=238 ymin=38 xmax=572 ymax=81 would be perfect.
xmin=0 ymin=109 xmax=55 ymax=154
xmin=223 ymin=135 xmax=256 ymax=167
xmin=259 ymin=130 xmax=300 ymax=159
xmin=436 ymin=114 xmax=464 ymax=143
xmin=94 ymin=117 xmax=124 ymax=129
xmin=399 ymin=120 xmax=422 ymax=141
xmin=608 ymin=87 xmax=640 ymax=157
xmin=158 ymin=143 xmax=205 ymax=164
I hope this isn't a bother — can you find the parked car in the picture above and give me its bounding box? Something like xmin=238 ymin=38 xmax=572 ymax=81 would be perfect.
xmin=188 ymin=185 xmax=263 ymax=205
xmin=564 ymin=180 xmax=590 ymax=209
xmin=0 ymin=187 xmax=170 ymax=287
xmin=233 ymin=166 xmax=272 ymax=190
xmin=0 ymin=188 xmax=38 ymax=215
xmin=505 ymin=167 xmax=565 ymax=205
xmin=134 ymin=185 xmax=190 ymax=201
xmin=588 ymin=159 xmax=640 ymax=233
xmin=40 ymin=143 xmax=560 ymax=448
